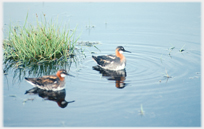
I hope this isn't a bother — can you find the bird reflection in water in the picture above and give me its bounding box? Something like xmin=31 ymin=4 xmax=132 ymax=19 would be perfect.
xmin=25 ymin=87 xmax=75 ymax=108
xmin=92 ymin=66 xmax=127 ymax=89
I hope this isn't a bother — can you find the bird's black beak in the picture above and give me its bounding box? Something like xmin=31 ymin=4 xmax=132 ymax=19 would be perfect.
xmin=67 ymin=73 xmax=75 ymax=77
xmin=62 ymin=71 xmax=75 ymax=77
xmin=124 ymin=50 xmax=131 ymax=53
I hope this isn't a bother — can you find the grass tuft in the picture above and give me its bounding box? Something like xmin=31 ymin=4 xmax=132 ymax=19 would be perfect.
xmin=3 ymin=13 xmax=80 ymax=65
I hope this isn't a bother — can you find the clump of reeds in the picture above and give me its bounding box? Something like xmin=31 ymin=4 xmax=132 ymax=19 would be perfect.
xmin=3 ymin=42 xmax=85 ymax=82
xmin=3 ymin=13 xmax=80 ymax=65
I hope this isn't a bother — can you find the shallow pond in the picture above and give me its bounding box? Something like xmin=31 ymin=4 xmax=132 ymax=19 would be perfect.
xmin=3 ymin=2 xmax=201 ymax=127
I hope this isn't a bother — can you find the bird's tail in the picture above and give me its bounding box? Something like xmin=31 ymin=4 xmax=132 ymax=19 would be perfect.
xmin=92 ymin=55 xmax=97 ymax=61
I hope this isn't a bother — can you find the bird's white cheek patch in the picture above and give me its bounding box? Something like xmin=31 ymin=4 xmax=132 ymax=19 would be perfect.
xmin=61 ymin=74 xmax=67 ymax=77
xmin=119 ymin=50 xmax=123 ymax=54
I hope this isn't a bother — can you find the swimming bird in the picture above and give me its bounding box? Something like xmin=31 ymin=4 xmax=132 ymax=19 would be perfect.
xmin=92 ymin=46 xmax=131 ymax=71
xmin=25 ymin=69 xmax=73 ymax=91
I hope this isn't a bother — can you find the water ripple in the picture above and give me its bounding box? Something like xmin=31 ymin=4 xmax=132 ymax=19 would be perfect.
xmin=70 ymin=42 xmax=200 ymax=94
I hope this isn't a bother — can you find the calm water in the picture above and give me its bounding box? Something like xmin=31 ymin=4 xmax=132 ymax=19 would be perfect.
xmin=3 ymin=2 xmax=201 ymax=127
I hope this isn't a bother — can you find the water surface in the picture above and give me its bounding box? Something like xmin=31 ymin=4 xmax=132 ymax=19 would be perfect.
xmin=3 ymin=2 xmax=201 ymax=127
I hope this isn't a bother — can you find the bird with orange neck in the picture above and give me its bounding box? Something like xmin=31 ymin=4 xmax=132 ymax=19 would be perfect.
xmin=92 ymin=46 xmax=131 ymax=71
xmin=25 ymin=69 xmax=73 ymax=91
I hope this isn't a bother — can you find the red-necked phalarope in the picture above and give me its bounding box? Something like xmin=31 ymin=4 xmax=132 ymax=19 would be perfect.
xmin=25 ymin=69 xmax=73 ymax=91
xmin=92 ymin=46 xmax=131 ymax=71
